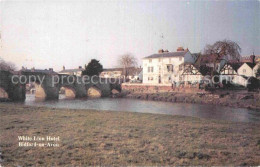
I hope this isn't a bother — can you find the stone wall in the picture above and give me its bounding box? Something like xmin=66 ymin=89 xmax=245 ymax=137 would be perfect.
xmin=122 ymin=83 xmax=202 ymax=94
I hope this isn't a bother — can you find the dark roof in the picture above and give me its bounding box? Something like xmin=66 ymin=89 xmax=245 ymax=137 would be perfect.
xmin=21 ymin=69 xmax=57 ymax=74
xmin=59 ymin=68 xmax=84 ymax=73
xmin=229 ymin=63 xmax=243 ymax=71
xmin=219 ymin=62 xmax=243 ymax=72
xmin=245 ymin=62 xmax=257 ymax=69
xmin=143 ymin=51 xmax=187 ymax=59
xmin=103 ymin=68 xmax=123 ymax=72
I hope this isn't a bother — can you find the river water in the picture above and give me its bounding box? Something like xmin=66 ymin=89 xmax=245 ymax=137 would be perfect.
xmin=23 ymin=94 xmax=260 ymax=123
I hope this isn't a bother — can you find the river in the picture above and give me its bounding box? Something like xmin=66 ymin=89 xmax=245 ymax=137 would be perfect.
xmin=23 ymin=94 xmax=260 ymax=123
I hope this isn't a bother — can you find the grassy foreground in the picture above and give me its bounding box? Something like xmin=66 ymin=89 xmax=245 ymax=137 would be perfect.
xmin=0 ymin=103 xmax=259 ymax=166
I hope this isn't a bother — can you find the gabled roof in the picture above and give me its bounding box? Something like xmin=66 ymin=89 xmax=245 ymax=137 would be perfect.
xmin=143 ymin=51 xmax=188 ymax=59
xmin=221 ymin=62 xmax=243 ymax=72
xmin=245 ymin=62 xmax=257 ymax=69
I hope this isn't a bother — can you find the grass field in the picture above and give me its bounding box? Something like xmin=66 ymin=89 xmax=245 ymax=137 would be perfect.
xmin=0 ymin=103 xmax=259 ymax=166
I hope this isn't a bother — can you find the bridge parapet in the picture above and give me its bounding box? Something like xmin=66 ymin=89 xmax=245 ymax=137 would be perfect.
xmin=1 ymin=71 xmax=116 ymax=101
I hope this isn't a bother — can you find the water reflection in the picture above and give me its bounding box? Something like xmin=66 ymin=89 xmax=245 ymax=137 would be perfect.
xmin=25 ymin=94 xmax=260 ymax=123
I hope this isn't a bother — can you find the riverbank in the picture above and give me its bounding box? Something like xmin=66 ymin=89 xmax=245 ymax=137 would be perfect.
xmin=118 ymin=90 xmax=260 ymax=111
xmin=0 ymin=103 xmax=259 ymax=166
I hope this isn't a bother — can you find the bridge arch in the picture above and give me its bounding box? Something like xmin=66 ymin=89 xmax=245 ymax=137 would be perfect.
xmin=34 ymin=82 xmax=47 ymax=99
xmin=87 ymin=86 xmax=102 ymax=98
xmin=0 ymin=87 xmax=9 ymax=99
xmin=59 ymin=86 xmax=76 ymax=99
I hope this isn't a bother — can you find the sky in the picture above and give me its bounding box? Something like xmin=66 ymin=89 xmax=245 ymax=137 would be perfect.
xmin=0 ymin=0 xmax=259 ymax=71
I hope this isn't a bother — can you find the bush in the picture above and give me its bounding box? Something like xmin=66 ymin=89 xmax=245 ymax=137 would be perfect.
xmin=247 ymin=77 xmax=260 ymax=91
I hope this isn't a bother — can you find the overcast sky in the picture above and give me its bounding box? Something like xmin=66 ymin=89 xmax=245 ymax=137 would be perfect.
xmin=0 ymin=0 xmax=259 ymax=71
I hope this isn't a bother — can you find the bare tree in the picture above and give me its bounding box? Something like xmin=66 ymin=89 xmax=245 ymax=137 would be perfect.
xmin=118 ymin=54 xmax=137 ymax=78
xmin=203 ymin=39 xmax=241 ymax=74
xmin=0 ymin=57 xmax=16 ymax=71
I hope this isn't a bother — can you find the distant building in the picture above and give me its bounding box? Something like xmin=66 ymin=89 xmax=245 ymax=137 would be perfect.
xmin=237 ymin=62 xmax=257 ymax=77
xmin=20 ymin=67 xmax=57 ymax=75
xmin=180 ymin=62 xmax=203 ymax=84
xmin=220 ymin=62 xmax=242 ymax=76
xmin=59 ymin=66 xmax=84 ymax=76
xmin=241 ymin=55 xmax=260 ymax=63
xmin=100 ymin=68 xmax=123 ymax=78
xmin=100 ymin=67 xmax=142 ymax=81
xmin=142 ymin=47 xmax=196 ymax=84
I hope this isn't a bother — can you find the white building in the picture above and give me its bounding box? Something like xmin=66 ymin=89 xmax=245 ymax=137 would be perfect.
xmin=142 ymin=47 xmax=196 ymax=84
xmin=237 ymin=63 xmax=257 ymax=77
xmin=59 ymin=66 xmax=84 ymax=76
xmin=180 ymin=63 xmax=203 ymax=84
xmin=100 ymin=68 xmax=123 ymax=78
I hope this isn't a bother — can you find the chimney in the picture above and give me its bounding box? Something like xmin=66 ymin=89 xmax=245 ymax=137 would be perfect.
xmin=185 ymin=48 xmax=189 ymax=52
xmin=63 ymin=66 xmax=65 ymax=70
xmin=158 ymin=49 xmax=164 ymax=53
xmin=250 ymin=54 xmax=256 ymax=64
xmin=31 ymin=67 xmax=35 ymax=72
xmin=177 ymin=47 xmax=184 ymax=52
xmin=79 ymin=66 xmax=82 ymax=69
xmin=164 ymin=49 xmax=169 ymax=53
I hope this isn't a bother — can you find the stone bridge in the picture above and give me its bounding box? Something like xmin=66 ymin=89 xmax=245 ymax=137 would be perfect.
xmin=0 ymin=70 xmax=120 ymax=101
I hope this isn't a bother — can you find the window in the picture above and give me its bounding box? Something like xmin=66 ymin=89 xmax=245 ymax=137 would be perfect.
xmin=149 ymin=59 xmax=152 ymax=63
xmin=179 ymin=64 xmax=183 ymax=71
xmin=179 ymin=57 xmax=182 ymax=61
xmin=243 ymin=69 xmax=246 ymax=73
xmin=148 ymin=67 xmax=153 ymax=72
xmin=167 ymin=65 xmax=173 ymax=72
xmin=148 ymin=67 xmax=153 ymax=73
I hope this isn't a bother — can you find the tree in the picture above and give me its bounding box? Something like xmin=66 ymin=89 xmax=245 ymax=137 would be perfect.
xmin=118 ymin=54 xmax=137 ymax=78
xmin=256 ymin=65 xmax=260 ymax=77
xmin=82 ymin=59 xmax=103 ymax=76
xmin=203 ymin=39 xmax=241 ymax=75
xmin=0 ymin=57 xmax=16 ymax=71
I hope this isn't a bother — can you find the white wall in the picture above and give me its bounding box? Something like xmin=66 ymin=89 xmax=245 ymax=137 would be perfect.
xmin=237 ymin=63 xmax=254 ymax=77
xmin=142 ymin=56 xmax=185 ymax=84
xmin=142 ymin=51 xmax=197 ymax=84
